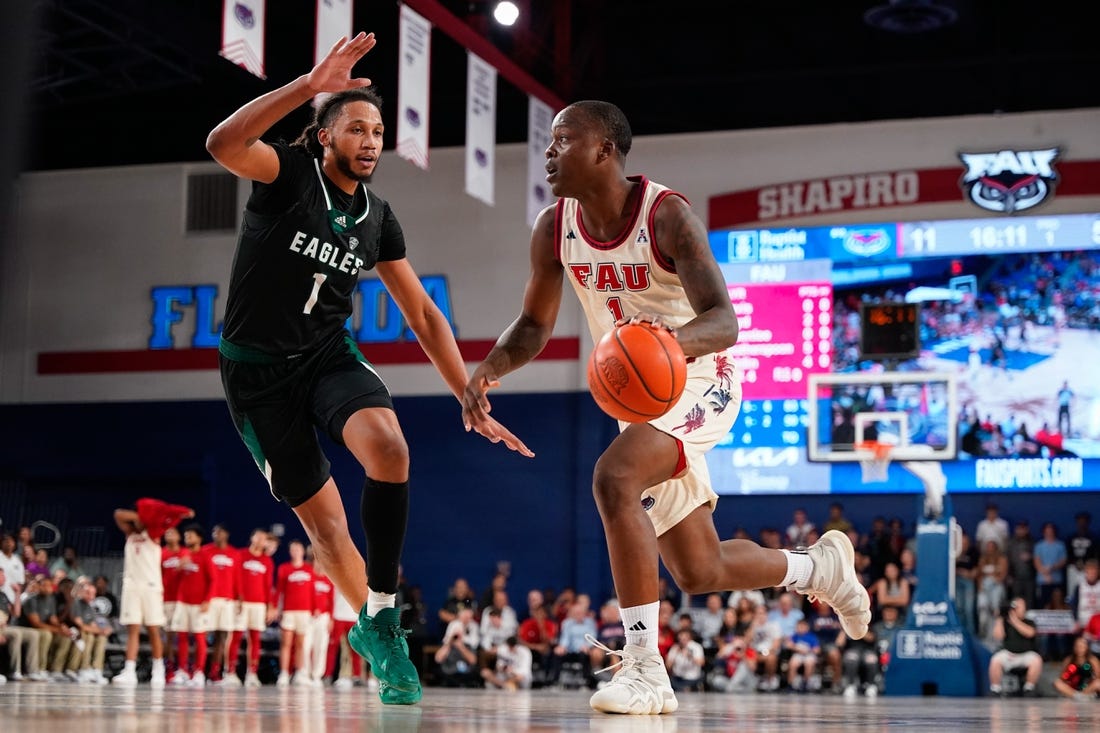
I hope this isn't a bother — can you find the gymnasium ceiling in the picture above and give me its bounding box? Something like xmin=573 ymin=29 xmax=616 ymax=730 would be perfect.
xmin=22 ymin=0 xmax=1100 ymax=171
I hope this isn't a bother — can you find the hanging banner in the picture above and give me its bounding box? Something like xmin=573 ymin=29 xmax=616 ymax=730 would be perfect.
xmin=313 ymin=0 xmax=353 ymax=106
xmin=527 ymin=96 xmax=555 ymax=226
xmin=465 ymin=52 xmax=496 ymax=206
xmin=397 ymin=4 xmax=431 ymax=170
xmin=219 ymin=0 xmax=267 ymax=79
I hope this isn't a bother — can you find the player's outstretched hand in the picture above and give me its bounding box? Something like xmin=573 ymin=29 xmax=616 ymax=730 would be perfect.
xmin=462 ymin=372 xmax=534 ymax=457
xmin=307 ymin=31 xmax=377 ymax=94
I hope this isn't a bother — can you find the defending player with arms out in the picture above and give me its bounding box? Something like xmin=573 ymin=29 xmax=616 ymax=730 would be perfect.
xmin=205 ymin=31 xmax=531 ymax=705
xmin=462 ymin=101 xmax=871 ymax=715
xmin=112 ymin=499 xmax=194 ymax=688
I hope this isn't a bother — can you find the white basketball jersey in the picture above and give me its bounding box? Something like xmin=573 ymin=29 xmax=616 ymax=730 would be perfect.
xmin=556 ymin=176 xmax=699 ymax=345
xmin=124 ymin=529 xmax=163 ymax=590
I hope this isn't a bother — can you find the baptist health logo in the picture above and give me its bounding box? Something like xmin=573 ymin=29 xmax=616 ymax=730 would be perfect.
xmin=958 ymin=148 xmax=1060 ymax=214
xmin=896 ymin=630 xmax=964 ymax=659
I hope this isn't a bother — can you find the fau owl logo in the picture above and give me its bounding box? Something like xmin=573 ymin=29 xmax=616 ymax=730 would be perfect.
xmin=958 ymin=148 xmax=1060 ymax=213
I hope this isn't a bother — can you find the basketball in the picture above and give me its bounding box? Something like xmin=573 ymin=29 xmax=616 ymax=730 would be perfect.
xmin=586 ymin=323 xmax=688 ymax=423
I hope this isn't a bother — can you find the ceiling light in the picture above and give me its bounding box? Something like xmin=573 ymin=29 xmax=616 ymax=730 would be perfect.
xmin=492 ymin=1 xmax=519 ymax=27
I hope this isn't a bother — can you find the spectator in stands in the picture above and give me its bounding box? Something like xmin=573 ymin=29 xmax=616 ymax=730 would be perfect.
xmin=434 ymin=606 xmax=480 ymax=687
xmin=694 ymin=593 xmax=725 ymax=654
xmin=275 ymin=539 xmax=315 ymax=687
xmin=438 ymin=577 xmax=477 ymax=628
xmin=48 ymin=545 xmax=84 ymax=581
xmin=838 ymin=614 xmax=881 ymax=698
xmin=0 ymin=566 xmax=45 ymax=681
xmin=767 ymin=591 xmax=804 ymax=641
xmin=478 ymin=571 xmax=509 ymax=614
xmin=478 ymin=589 xmax=518 ymax=667
xmin=785 ymin=508 xmax=816 ymax=549
xmin=666 ymin=628 xmax=705 ymax=692
xmin=550 ymin=586 xmax=576 ymax=624
xmin=977 ymin=539 xmax=1009 ymax=642
xmin=1067 ymin=512 xmax=1098 ymax=600
xmin=0 ymin=533 xmax=25 ymax=604
xmin=1071 ymin=560 xmax=1100 ymax=638
xmin=1007 ymin=519 xmax=1037 ymax=607
xmin=1052 ymin=635 xmax=1100 ymax=699
xmin=712 ymin=633 xmax=756 ymax=693
xmin=16 ymin=526 xmax=33 ymax=557
xmin=24 ymin=547 xmax=47 ymax=580
xmin=899 ymin=547 xmax=918 ymax=591
xmin=20 ymin=575 xmax=74 ymax=681
xmin=1035 ymin=522 xmax=1068 ymax=609
xmin=548 ymin=600 xmax=597 ymax=687
xmin=807 ymin=600 xmax=843 ymax=690
xmin=395 ymin=578 xmax=428 ymax=678
xmin=480 ymin=635 xmax=532 ymax=691
xmin=871 ymin=562 xmax=911 ymax=621
xmin=590 ymin=599 xmax=625 ymax=686
xmin=92 ymin=574 xmax=120 ymax=635
xmin=746 ymin=603 xmax=781 ymax=692
xmin=727 ymin=587 xmax=766 ymax=612
xmin=823 ymin=502 xmax=853 ymax=535
xmin=785 ymin=618 xmax=821 ymax=692
xmin=989 ymin=596 xmax=1043 ymax=697
xmin=518 ymin=601 xmax=557 ymax=675
xmin=69 ymin=579 xmax=110 ymax=684
xmin=955 ymin=530 xmax=979 ymax=635
xmin=976 ymin=503 xmax=1010 ymax=552
xmin=523 ymin=589 xmax=544 ymax=622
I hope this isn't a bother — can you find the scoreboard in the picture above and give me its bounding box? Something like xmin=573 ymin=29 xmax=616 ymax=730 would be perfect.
xmin=706 ymin=210 xmax=1100 ymax=495
xmin=710 ymin=211 xmax=1100 ymax=265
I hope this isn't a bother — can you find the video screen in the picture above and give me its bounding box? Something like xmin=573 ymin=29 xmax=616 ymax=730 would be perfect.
xmin=704 ymin=212 xmax=1100 ymax=494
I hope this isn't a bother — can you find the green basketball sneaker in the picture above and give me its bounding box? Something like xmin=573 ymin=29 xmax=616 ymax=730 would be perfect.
xmin=379 ymin=679 xmax=423 ymax=705
xmin=349 ymin=606 xmax=422 ymax=699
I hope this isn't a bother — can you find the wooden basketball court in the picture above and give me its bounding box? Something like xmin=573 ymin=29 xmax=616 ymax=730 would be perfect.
xmin=1 ymin=684 xmax=1096 ymax=732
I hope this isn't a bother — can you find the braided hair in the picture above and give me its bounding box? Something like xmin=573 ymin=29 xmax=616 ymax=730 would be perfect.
xmin=290 ymin=87 xmax=385 ymax=158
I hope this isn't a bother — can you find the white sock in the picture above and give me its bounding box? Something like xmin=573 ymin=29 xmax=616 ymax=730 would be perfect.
xmin=780 ymin=549 xmax=813 ymax=589
xmin=151 ymin=658 xmax=165 ymax=672
xmin=123 ymin=660 xmax=136 ymax=673
xmin=367 ymin=589 xmax=397 ymax=618
xmin=620 ymin=601 xmax=660 ymax=651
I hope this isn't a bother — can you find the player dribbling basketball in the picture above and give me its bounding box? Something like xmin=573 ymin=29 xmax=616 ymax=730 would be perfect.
xmin=462 ymin=100 xmax=871 ymax=715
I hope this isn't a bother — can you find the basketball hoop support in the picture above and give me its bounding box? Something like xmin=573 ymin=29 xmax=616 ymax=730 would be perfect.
xmin=901 ymin=459 xmax=946 ymax=519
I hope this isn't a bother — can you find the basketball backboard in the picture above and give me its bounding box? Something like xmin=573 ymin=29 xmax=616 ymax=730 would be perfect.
xmin=807 ymin=371 xmax=958 ymax=462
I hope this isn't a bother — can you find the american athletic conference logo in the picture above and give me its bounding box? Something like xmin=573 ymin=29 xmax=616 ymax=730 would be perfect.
xmin=958 ymin=148 xmax=1060 ymax=214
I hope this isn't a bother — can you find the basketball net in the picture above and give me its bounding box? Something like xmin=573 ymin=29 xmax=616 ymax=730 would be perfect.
xmin=856 ymin=440 xmax=894 ymax=483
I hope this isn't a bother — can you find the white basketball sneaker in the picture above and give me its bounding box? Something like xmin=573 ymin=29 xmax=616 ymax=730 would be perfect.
xmin=111 ymin=669 xmax=138 ymax=687
xmin=797 ymin=530 xmax=871 ymax=639
xmin=588 ymin=637 xmax=678 ymax=715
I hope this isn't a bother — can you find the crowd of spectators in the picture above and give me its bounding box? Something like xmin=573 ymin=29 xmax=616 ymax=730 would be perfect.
xmin=2 ymin=500 xmax=1098 ymax=699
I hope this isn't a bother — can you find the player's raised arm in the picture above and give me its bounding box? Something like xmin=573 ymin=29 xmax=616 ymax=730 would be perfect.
xmin=462 ymin=204 xmax=564 ymax=435
xmin=651 ymin=195 xmax=738 ymax=357
xmin=205 ymin=32 xmax=377 ymax=183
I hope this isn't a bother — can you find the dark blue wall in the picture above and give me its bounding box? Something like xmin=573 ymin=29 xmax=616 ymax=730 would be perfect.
xmin=1 ymin=394 xmax=1096 ymax=638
